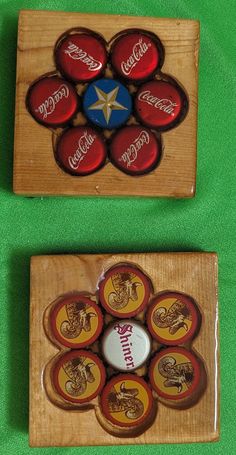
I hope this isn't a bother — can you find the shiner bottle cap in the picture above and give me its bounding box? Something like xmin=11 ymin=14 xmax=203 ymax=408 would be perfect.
xmin=102 ymin=319 xmax=151 ymax=371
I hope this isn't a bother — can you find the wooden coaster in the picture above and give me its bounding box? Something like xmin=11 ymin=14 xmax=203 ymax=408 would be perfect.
xmin=30 ymin=252 xmax=219 ymax=446
xmin=14 ymin=10 xmax=199 ymax=197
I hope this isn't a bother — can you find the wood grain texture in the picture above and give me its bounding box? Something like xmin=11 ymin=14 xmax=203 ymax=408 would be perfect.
xmin=30 ymin=252 xmax=219 ymax=446
xmin=14 ymin=10 xmax=199 ymax=197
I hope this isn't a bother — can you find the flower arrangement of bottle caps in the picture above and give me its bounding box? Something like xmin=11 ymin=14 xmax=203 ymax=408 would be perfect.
xmin=26 ymin=28 xmax=188 ymax=178
xmin=44 ymin=262 xmax=206 ymax=436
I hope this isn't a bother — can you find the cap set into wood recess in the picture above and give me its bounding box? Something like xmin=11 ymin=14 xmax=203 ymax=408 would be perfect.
xmin=44 ymin=261 xmax=205 ymax=434
xmin=26 ymin=27 xmax=188 ymax=178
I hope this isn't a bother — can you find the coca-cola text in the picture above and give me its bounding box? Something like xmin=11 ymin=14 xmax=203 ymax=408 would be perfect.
xmin=119 ymin=130 xmax=150 ymax=168
xmin=35 ymin=84 xmax=69 ymax=119
xmin=64 ymin=41 xmax=102 ymax=71
xmin=68 ymin=130 xmax=96 ymax=170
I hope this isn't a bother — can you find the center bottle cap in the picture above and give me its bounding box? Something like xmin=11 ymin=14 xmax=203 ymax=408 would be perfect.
xmin=83 ymin=78 xmax=132 ymax=129
xmin=102 ymin=320 xmax=151 ymax=371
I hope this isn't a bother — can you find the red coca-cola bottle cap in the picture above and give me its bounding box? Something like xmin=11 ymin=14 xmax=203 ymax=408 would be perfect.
xmin=55 ymin=32 xmax=107 ymax=83
xmin=111 ymin=31 xmax=163 ymax=82
xmin=55 ymin=126 xmax=107 ymax=176
xmin=26 ymin=76 xmax=79 ymax=128
xmin=109 ymin=126 xmax=161 ymax=175
xmin=135 ymin=80 xmax=188 ymax=130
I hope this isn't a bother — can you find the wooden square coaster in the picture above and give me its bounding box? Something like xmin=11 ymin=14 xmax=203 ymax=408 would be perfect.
xmin=14 ymin=10 xmax=199 ymax=197
xmin=30 ymin=252 xmax=219 ymax=446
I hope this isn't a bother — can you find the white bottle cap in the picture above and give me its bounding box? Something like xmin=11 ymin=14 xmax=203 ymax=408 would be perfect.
xmin=102 ymin=319 xmax=151 ymax=371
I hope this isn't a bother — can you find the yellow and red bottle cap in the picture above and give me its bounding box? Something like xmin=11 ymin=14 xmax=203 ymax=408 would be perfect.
xmin=100 ymin=374 xmax=154 ymax=427
xmin=146 ymin=291 xmax=200 ymax=345
xmin=98 ymin=264 xmax=152 ymax=318
xmin=149 ymin=347 xmax=201 ymax=401
xmin=52 ymin=350 xmax=106 ymax=404
xmin=50 ymin=294 xmax=103 ymax=348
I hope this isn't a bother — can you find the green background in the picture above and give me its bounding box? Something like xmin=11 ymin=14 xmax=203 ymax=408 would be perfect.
xmin=0 ymin=0 xmax=235 ymax=453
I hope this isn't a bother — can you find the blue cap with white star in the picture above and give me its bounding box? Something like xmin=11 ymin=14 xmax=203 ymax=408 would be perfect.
xmin=83 ymin=78 xmax=132 ymax=129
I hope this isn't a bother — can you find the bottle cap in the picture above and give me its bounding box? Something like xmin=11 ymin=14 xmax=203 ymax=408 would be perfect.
xmin=50 ymin=294 xmax=103 ymax=348
xmin=55 ymin=32 xmax=107 ymax=83
xmin=98 ymin=264 xmax=151 ymax=317
xmin=146 ymin=291 xmax=199 ymax=345
xmin=149 ymin=347 xmax=201 ymax=401
xmin=55 ymin=126 xmax=107 ymax=176
xmin=135 ymin=80 xmax=188 ymax=130
xmin=100 ymin=374 xmax=154 ymax=427
xmin=111 ymin=31 xmax=163 ymax=81
xmin=26 ymin=76 xmax=79 ymax=127
xmin=102 ymin=320 xmax=151 ymax=371
xmin=52 ymin=350 xmax=106 ymax=403
xmin=83 ymin=78 xmax=132 ymax=129
xmin=109 ymin=126 xmax=161 ymax=175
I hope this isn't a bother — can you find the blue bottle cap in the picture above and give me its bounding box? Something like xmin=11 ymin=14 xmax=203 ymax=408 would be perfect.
xmin=83 ymin=78 xmax=132 ymax=129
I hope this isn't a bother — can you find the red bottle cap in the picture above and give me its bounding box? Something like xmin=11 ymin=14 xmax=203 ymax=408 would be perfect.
xmin=52 ymin=350 xmax=106 ymax=404
xmin=98 ymin=264 xmax=152 ymax=318
xmin=50 ymin=294 xmax=103 ymax=348
xmin=26 ymin=76 xmax=79 ymax=127
xmin=55 ymin=33 xmax=107 ymax=83
xmin=146 ymin=291 xmax=200 ymax=345
xmin=109 ymin=126 xmax=161 ymax=175
xmin=135 ymin=80 xmax=188 ymax=130
xmin=100 ymin=374 xmax=154 ymax=427
xmin=111 ymin=31 xmax=163 ymax=82
xmin=55 ymin=126 xmax=107 ymax=176
xmin=149 ymin=347 xmax=201 ymax=401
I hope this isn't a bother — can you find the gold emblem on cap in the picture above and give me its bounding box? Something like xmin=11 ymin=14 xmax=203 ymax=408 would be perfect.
xmin=88 ymin=86 xmax=128 ymax=124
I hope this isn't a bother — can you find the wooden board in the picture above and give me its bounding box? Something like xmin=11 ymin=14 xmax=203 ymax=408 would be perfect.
xmin=14 ymin=10 xmax=199 ymax=197
xmin=30 ymin=252 xmax=219 ymax=447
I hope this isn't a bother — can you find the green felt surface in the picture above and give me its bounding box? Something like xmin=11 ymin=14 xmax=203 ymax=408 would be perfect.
xmin=0 ymin=0 xmax=235 ymax=453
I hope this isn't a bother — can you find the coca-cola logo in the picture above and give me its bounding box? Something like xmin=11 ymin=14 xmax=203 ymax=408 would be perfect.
xmin=138 ymin=90 xmax=178 ymax=116
xmin=35 ymin=84 xmax=69 ymax=119
xmin=64 ymin=41 xmax=102 ymax=71
xmin=121 ymin=38 xmax=151 ymax=76
xmin=119 ymin=130 xmax=150 ymax=168
xmin=68 ymin=130 xmax=96 ymax=170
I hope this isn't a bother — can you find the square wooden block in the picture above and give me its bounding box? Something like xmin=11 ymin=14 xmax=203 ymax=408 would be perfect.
xmin=30 ymin=252 xmax=219 ymax=447
xmin=14 ymin=10 xmax=199 ymax=197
